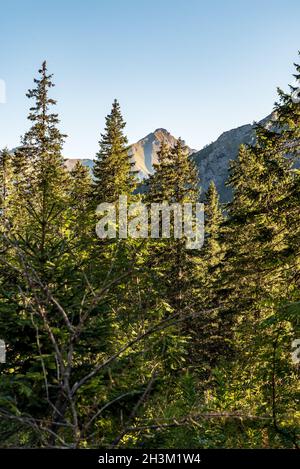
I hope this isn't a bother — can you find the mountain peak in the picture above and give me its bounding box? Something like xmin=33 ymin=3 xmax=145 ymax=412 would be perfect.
xmin=153 ymin=128 xmax=169 ymax=134
xmin=131 ymin=129 xmax=195 ymax=177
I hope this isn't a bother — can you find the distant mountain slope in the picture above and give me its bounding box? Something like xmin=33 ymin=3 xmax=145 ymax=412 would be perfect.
xmin=192 ymin=123 xmax=256 ymax=201
xmin=192 ymin=115 xmax=272 ymax=201
xmin=65 ymin=128 xmax=195 ymax=179
xmin=63 ymin=116 xmax=271 ymax=201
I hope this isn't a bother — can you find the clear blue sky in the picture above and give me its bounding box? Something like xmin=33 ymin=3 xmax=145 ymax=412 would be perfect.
xmin=1 ymin=0 xmax=300 ymax=158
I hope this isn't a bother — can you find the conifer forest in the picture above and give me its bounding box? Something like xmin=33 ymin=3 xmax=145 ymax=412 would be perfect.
xmin=0 ymin=56 xmax=299 ymax=449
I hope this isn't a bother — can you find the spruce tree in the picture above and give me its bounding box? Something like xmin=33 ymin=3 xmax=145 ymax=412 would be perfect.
xmin=217 ymin=57 xmax=300 ymax=446
xmin=147 ymin=141 xmax=171 ymax=202
xmin=22 ymin=61 xmax=68 ymax=264
xmin=93 ymin=99 xmax=136 ymax=203
xmin=0 ymin=62 xmax=72 ymax=445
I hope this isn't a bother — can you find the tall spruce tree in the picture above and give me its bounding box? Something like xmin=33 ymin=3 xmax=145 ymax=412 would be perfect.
xmin=0 ymin=62 xmax=73 ymax=445
xmin=23 ymin=61 xmax=68 ymax=264
xmin=93 ymin=99 xmax=136 ymax=203
xmin=216 ymin=58 xmax=300 ymax=447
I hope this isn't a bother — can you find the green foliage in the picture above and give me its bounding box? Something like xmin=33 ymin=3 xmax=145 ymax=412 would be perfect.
xmin=0 ymin=57 xmax=299 ymax=449
xmin=92 ymin=99 xmax=136 ymax=203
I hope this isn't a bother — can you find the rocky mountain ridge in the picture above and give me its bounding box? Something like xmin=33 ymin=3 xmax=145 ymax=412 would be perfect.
xmin=65 ymin=120 xmax=265 ymax=201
